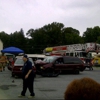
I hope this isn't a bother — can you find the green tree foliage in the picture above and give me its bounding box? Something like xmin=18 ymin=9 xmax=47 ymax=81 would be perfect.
xmin=42 ymin=22 xmax=64 ymax=46
xmin=26 ymin=28 xmax=34 ymax=37
xmin=62 ymin=27 xmax=82 ymax=45
xmin=26 ymin=22 xmax=83 ymax=53
xmin=0 ymin=31 xmax=10 ymax=48
xmin=9 ymin=28 xmax=26 ymax=51
xmin=97 ymin=36 xmax=100 ymax=44
xmin=26 ymin=22 xmax=65 ymax=53
xmin=83 ymin=26 xmax=100 ymax=43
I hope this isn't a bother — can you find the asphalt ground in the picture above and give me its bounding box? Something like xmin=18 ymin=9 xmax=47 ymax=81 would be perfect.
xmin=0 ymin=67 xmax=100 ymax=100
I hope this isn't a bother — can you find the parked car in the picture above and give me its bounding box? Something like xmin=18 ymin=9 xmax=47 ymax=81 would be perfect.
xmin=12 ymin=57 xmax=36 ymax=77
xmin=34 ymin=56 xmax=86 ymax=77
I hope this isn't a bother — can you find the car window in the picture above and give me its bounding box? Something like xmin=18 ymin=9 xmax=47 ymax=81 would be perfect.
xmin=55 ymin=58 xmax=64 ymax=64
xmin=15 ymin=58 xmax=24 ymax=64
xmin=15 ymin=58 xmax=34 ymax=65
xmin=43 ymin=56 xmax=58 ymax=63
xmin=63 ymin=57 xmax=83 ymax=64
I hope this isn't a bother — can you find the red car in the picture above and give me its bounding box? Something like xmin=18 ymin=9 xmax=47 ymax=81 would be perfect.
xmin=12 ymin=57 xmax=36 ymax=77
xmin=35 ymin=56 xmax=86 ymax=77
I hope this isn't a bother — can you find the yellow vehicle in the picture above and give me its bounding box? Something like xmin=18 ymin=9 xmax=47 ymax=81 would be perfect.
xmin=92 ymin=54 xmax=100 ymax=66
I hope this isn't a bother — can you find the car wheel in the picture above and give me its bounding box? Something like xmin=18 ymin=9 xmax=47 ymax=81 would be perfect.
xmin=53 ymin=70 xmax=60 ymax=77
xmin=74 ymin=69 xmax=79 ymax=74
xmin=41 ymin=68 xmax=52 ymax=77
xmin=41 ymin=68 xmax=59 ymax=77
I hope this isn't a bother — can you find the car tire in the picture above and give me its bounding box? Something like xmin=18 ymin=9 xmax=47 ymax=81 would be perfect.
xmin=74 ymin=69 xmax=79 ymax=74
xmin=41 ymin=68 xmax=59 ymax=77
xmin=41 ymin=68 xmax=52 ymax=77
xmin=53 ymin=70 xmax=60 ymax=77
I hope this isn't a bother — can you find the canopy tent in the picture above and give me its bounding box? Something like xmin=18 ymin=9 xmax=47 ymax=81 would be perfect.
xmin=1 ymin=47 xmax=24 ymax=54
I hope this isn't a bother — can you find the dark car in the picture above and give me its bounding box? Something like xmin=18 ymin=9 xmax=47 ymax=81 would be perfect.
xmin=34 ymin=56 xmax=86 ymax=77
xmin=12 ymin=57 xmax=36 ymax=77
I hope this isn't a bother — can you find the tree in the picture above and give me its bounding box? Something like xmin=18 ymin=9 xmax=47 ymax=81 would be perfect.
xmin=9 ymin=29 xmax=26 ymax=52
xmin=26 ymin=28 xmax=34 ymax=38
xmin=27 ymin=22 xmax=65 ymax=53
xmin=26 ymin=22 xmax=82 ymax=53
xmin=62 ymin=27 xmax=82 ymax=45
xmin=83 ymin=26 xmax=100 ymax=43
xmin=0 ymin=31 xmax=10 ymax=48
xmin=2 ymin=22 xmax=97 ymax=54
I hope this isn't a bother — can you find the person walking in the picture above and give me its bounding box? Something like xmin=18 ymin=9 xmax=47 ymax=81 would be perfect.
xmin=18 ymin=55 xmax=35 ymax=98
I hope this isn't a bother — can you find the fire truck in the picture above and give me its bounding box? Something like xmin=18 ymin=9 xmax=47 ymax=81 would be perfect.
xmin=43 ymin=43 xmax=100 ymax=70
xmin=43 ymin=43 xmax=100 ymax=63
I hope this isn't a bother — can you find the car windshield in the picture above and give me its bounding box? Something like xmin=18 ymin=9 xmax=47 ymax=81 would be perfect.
xmin=43 ymin=56 xmax=58 ymax=63
xmin=15 ymin=58 xmax=34 ymax=65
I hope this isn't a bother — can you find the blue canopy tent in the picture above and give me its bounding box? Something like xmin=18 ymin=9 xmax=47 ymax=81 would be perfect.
xmin=1 ymin=47 xmax=24 ymax=54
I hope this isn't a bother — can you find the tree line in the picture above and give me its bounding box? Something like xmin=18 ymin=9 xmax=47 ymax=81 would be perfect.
xmin=0 ymin=22 xmax=100 ymax=54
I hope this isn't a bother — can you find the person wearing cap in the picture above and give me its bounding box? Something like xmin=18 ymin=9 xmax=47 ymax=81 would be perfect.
xmin=18 ymin=55 xmax=35 ymax=98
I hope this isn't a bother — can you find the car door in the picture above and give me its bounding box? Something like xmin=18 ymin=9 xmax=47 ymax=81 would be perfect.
xmin=63 ymin=57 xmax=74 ymax=70
xmin=54 ymin=58 xmax=64 ymax=71
xmin=53 ymin=57 xmax=70 ymax=70
xmin=63 ymin=56 xmax=81 ymax=71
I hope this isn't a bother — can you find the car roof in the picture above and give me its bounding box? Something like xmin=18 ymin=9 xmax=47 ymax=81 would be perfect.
xmin=16 ymin=55 xmax=46 ymax=58
xmin=15 ymin=56 xmax=33 ymax=59
xmin=15 ymin=56 xmax=23 ymax=58
xmin=26 ymin=54 xmax=46 ymax=58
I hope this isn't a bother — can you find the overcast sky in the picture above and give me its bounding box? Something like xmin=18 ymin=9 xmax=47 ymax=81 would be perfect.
xmin=0 ymin=0 xmax=100 ymax=36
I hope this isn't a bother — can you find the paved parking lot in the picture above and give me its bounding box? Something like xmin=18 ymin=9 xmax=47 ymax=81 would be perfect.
xmin=0 ymin=67 xmax=100 ymax=99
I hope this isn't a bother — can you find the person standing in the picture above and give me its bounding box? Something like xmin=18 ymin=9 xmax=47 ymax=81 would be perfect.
xmin=18 ymin=55 xmax=35 ymax=98
xmin=85 ymin=52 xmax=93 ymax=70
xmin=0 ymin=53 xmax=7 ymax=71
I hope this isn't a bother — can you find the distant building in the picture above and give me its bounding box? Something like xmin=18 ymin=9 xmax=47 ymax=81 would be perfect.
xmin=0 ymin=39 xmax=3 ymax=54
